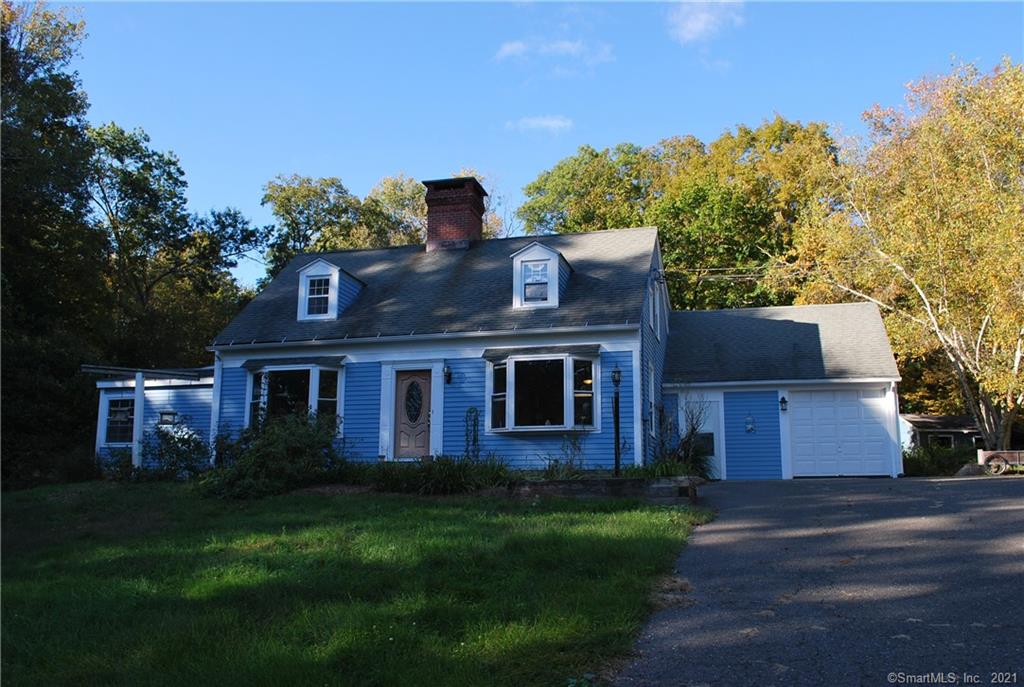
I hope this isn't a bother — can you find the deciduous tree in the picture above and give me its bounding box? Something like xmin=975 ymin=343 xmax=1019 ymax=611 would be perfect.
xmin=778 ymin=59 xmax=1024 ymax=448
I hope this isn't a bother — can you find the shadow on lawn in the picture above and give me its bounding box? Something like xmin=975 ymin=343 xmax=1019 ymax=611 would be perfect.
xmin=2 ymin=484 xmax=699 ymax=687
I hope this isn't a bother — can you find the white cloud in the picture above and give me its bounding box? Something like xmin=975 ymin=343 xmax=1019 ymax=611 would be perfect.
xmin=667 ymin=1 xmax=744 ymax=45
xmin=495 ymin=40 xmax=528 ymax=60
xmin=539 ymin=39 xmax=585 ymax=57
xmin=505 ymin=115 xmax=574 ymax=133
xmin=494 ymin=38 xmax=613 ymax=67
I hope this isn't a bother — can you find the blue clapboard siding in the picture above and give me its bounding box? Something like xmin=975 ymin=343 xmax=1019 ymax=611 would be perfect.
xmin=140 ymin=384 xmax=213 ymax=469
xmin=723 ymin=390 xmax=782 ymax=479
xmin=639 ymin=272 xmax=668 ymax=464
xmin=217 ymin=367 xmax=249 ymax=437
xmin=337 ymin=271 xmax=363 ymax=315
xmin=342 ymin=362 xmax=382 ymax=460
xmin=441 ymin=350 xmax=634 ymax=469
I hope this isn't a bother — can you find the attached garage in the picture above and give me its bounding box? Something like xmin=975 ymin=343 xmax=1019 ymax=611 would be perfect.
xmin=664 ymin=303 xmax=903 ymax=480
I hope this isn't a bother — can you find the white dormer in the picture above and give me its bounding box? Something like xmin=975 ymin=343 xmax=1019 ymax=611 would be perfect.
xmin=510 ymin=242 xmax=572 ymax=310
xmin=296 ymin=258 xmax=364 ymax=321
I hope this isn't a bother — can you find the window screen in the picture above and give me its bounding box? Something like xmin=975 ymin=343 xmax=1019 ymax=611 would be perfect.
xmin=106 ymin=399 xmax=134 ymax=443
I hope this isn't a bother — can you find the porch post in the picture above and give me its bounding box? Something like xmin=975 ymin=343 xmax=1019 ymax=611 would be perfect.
xmin=131 ymin=371 xmax=145 ymax=468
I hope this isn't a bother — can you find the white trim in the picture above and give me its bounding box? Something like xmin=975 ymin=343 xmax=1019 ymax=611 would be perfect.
xmin=96 ymin=377 xmax=213 ymax=389
xmin=209 ymin=355 xmax=223 ymax=459
xmin=483 ymin=353 xmax=601 ymax=433
xmin=778 ymin=388 xmax=793 ymax=479
xmin=889 ymin=381 xmax=903 ymax=477
xmin=297 ymin=259 xmax=340 ymax=321
xmin=131 ymin=372 xmax=145 ymax=467
xmin=337 ymin=366 xmax=347 ymax=438
xmin=631 ymin=343 xmax=643 ymax=466
xmin=664 ymin=377 xmax=901 ymax=389
xmin=379 ymin=360 xmax=444 ymax=460
xmin=211 ymin=323 xmax=639 ymax=352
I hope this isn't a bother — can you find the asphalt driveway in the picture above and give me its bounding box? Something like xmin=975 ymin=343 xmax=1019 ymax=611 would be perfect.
xmin=615 ymin=478 xmax=1024 ymax=687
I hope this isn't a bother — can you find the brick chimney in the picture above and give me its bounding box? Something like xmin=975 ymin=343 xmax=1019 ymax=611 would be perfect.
xmin=422 ymin=177 xmax=488 ymax=251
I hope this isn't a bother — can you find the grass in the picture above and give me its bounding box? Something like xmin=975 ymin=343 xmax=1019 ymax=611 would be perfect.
xmin=2 ymin=481 xmax=711 ymax=687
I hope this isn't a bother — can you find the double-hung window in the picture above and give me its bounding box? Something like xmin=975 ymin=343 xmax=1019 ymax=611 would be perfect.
xmin=306 ymin=277 xmax=330 ymax=316
xmin=490 ymin=363 xmax=507 ymax=429
xmin=317 ymin=369 xmax=340 ymax=417
xmin=105 ymin=398 xmax=135 ymax=444
xmin=489 ymin=356 xmax=597 ymax=430
xmin=523 ymin=261 xmax=549 ymax=304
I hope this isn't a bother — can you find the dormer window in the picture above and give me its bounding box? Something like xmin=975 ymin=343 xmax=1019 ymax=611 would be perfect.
xmin=306 ymin=276 xmax=330 ymax=316
xmin=295 ymin=257 xmax=368 ymax=322
xmin=510 ymin=242 xmax=571 ymax=310
xmin=523 ymin=261 xmax=549 ymax=303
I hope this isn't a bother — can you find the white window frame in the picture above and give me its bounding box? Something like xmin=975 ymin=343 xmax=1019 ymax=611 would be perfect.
xmin=485 ymin=354 xmax=601 ymax=433
xmin=100 ymin=393 xmax=136 ymax=447
xmin=511 ymin=243 xmax=562 ymax=310
xmin=296 ymin=259 xmax=340 ymax=321
xmin=244 ymin=364 xmax=345 ymax=436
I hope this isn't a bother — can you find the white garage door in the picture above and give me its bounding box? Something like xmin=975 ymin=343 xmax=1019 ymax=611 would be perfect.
xmin=790 ymin=388 xmax=894 ymax=476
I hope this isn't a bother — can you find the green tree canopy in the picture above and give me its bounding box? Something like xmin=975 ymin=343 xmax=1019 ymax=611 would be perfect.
xmin=517 ymin=118 xmax=837 ymax=310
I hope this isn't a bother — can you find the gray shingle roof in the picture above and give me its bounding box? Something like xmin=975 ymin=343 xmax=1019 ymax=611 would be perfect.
xmin=213 ymin=227 xmax=658 ymax=346
xmin=664 ymin=302 xmax=900 ymax=384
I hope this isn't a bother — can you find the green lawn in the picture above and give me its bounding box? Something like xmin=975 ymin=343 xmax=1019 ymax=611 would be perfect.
xmin=2 ymin=482 xmax=710 ymax=687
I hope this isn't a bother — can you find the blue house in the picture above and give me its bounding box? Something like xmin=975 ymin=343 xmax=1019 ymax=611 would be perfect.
xmin=94 ymin=176 xmax=904 ymax=479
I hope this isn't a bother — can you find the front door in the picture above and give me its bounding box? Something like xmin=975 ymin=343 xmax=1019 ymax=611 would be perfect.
xmin=394 ymin=370 xmax=431 ymax=459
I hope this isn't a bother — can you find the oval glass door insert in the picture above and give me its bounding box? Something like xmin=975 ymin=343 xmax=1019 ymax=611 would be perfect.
xmin=405 ymin=382 xmax=423 ymax=422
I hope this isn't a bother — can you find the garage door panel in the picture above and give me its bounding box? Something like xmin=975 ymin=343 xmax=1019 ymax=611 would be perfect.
xmin=790 ymin=387 xmax=894 ymax=477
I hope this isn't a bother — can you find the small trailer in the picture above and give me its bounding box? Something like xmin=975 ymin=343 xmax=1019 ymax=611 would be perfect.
xmin=977 ymin=450 xmax=1024 ymax=475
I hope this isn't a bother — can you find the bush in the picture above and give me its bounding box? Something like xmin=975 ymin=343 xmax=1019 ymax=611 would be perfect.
xmin=368 ymin=455 xmax=515 ymax=495
xmin=902 ymin=444 xmax=977 ymax=477
xmin=141 ymin=422 xmax=210 ymax=480
xmin=200 ymin=414 xmax=343 ymax=498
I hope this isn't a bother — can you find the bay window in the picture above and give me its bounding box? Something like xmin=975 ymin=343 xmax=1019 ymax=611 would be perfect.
xmin=489 ymin=356 xmax=598 ymax=430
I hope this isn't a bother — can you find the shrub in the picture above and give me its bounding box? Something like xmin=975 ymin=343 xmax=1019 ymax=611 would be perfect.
xmin=903 ymin=444 xmax=977 ymax=477
xmin=141 ymin=422 xmax=210 ymax=480
xmin=368 ymin=454 xmax=516 ymax=495
xmin=200 ymin=414 xmax=343 ymax=498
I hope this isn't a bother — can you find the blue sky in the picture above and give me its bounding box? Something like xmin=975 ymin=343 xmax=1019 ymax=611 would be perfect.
xmin=73 ymin=1 xmax=1022 ymax=286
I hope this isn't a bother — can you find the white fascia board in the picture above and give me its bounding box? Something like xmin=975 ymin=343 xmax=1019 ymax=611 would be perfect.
xmin=210 ymin=322 xmax=640 ymax=353
xmin=96 ymin=377 xmax=214 ymax=389
xmin=218 ymin=329 xmax=639 ymax=368
xmin=663 ymin=377 xmax=900 ymax=390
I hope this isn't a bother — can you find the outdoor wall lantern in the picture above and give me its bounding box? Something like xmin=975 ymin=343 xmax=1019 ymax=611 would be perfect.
xmin=779 ymin=396 xmax=788 ymax=412
xmin=744 ymin=414 xmax=756 ymax=433
xmin=443 ymin=365 xmax=452 ymax=384
xmin=611 ymin=367 xmax=622 ymax=387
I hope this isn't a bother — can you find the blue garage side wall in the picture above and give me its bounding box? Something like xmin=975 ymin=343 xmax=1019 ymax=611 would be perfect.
xmin=723 ymin=390 xmax=782 ymax=479
xmin=342 ymin=362 xmax=382 ymax=460
xmin=441 ymin=350 xmax=635 ymax=469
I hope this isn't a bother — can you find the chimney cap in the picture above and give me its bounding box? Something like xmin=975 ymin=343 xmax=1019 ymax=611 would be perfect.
xmin=421 ymin=176 xmax=488 ymax=198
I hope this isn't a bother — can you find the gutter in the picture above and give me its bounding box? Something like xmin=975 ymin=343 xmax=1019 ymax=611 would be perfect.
xmin=663 ymin=376 xmax=901 ymax=389
xmin=208 ymin=322 xmax=641 ymax=352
